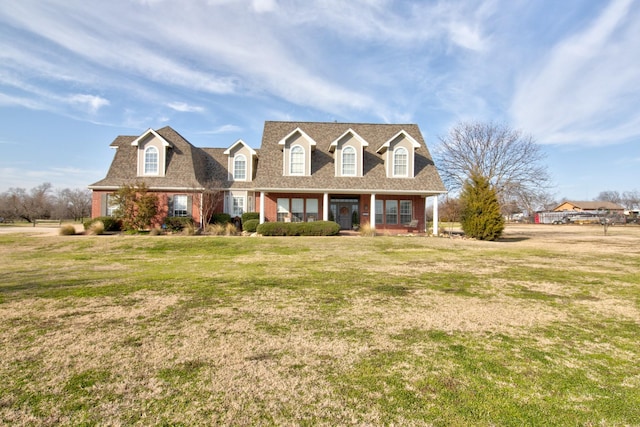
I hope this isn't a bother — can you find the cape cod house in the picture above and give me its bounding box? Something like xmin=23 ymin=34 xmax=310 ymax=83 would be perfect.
xmin=89 ymin=121 xmax=447 ymax=234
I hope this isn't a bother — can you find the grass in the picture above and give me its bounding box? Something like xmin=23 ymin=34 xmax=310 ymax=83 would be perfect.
xmin=0 ymin=224 xmax=639 ymax=425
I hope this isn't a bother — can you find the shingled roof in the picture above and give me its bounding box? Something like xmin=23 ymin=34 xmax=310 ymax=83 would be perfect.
xmin=252 ymin=121 xmax=446 ymax=194
xmin=89 ymin=126 xmax=255 ymax=190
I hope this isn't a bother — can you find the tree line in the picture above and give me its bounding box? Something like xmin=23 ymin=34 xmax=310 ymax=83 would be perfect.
xmin=0 ymin=183 xmax=91 ymax=223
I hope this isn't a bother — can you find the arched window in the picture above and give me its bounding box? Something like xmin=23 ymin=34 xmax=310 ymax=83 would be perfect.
xmin=393 ymin=147 xmax=408 ymax=177
xmin=234 ymin=155 xmax=246 ymax=180
xmin=342 ymin=146 xmax=356 ymax=176
xmin=144 ymin=146 xmax=158 ymax=175
xmin=290 ymin=145 xmax=304 ymax=175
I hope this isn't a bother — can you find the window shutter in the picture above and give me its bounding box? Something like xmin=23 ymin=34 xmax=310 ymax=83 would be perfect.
xmin=186 ymin=196 xmax=193 ymax=216
xmin=167 ymin=196 xmax=174 ymax=217
xmin=100 ymin=194 xmax=107 ymax=216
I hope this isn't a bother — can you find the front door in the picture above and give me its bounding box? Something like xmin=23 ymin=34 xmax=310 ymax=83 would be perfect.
xmin=330 ymin=197 xmax=359 ymax=230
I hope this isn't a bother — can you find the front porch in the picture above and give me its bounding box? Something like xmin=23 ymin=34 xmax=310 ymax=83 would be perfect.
xmin=257 ymin=191 xmax=442 ymax=236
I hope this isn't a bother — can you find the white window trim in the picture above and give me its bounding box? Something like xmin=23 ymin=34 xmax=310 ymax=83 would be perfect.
xmin=290 ymin=144 xmax=305 ymax=176
xmin=234 ymin=154 xmax=247 ymax=181
xmin=393 ymin=146 xmax=408 ymax=177
xmin=341 ymin=145 xmax=357 ymax=176
xmin=144 ymin=146 xmax=159 ymax=175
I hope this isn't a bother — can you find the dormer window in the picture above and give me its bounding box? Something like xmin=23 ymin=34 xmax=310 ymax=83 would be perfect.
xmin=234 ymin=155 xmax=246 ymax=180
xmin=330 ymin=129 xmax=368 ymax=177
xmin=224 ymin=139 xmax=257 ymax=182
xmin=376 ymin=130 xmax=421 ymax=178
xmin=342 ymin=146 xmax=356 ymax=176
xmin=144 ymin=146 xmax=159 ymax=175
xmin=393 ymin=147 xmax=408 ymax=177
xmin=290 ymin=145 xmax=304 ymax=175
xmin=278 ymin=128 xmax=316 ymax=176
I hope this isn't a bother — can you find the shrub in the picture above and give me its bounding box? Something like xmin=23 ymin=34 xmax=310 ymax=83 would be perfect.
xmin=460 ymin=173 xmax=504 ymax=241
xmin=225 ymin=222 xmax=239 ymax=236
xmin=87 ymin=221 xmax=105 ymax=235
xmin=242 ymin=212 xmax=260 ymax=222
xmin=206 ymin=223 xmax=226 ymax=235
xmin=149 ymin=227 xmax=163 ymax=236
xmin=164 ymin=216 xmax=194 ymax=233
xmin=243 ymin=219 xmax=259 ymax=233
xmin=211 ymin=213 xmax=231 ymax=225
xmin=256 ymin=221 xmax=340 ymax=236
xmin=358 ymin=222 xmax=376 ymax=237
xmin=84 ymin=217 xmax=122 ymax=232
xmin=59 ymin=224 xmax=76 ymax=236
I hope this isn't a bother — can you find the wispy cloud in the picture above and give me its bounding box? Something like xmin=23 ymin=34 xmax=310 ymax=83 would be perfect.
xmin=166 ymin=102 xmax=205 ymax=113
xmin=198 ymin=124 xmax=244 ymax=134
xmin=510 ymin=0 xmax=640 ymax=146
xmin=68 ymin=94 xmax=110 ymax=114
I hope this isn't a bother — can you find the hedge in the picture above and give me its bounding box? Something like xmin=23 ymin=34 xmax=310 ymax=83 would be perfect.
xmin=256 ymin=221 xmax=340 ymax=236
xmin=164 ymin=216 xmax=194 ymax=232
xmin=242 ymin=212 xmax=260 ymax=222
xmin=243 ymin=219 xmax=260 ymax=233
xmin=83 ymin=216 xmax=122 ymax=232
xmin=211 ymin=213 xmax=231 ymax=224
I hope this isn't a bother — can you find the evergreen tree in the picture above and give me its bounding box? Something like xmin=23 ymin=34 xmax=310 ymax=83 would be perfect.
xmin=460 ymin=174 xmax=504 ymax=241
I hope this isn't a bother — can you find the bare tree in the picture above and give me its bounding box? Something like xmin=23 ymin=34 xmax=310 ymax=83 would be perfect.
xmin=435 ymin=121 xmax=551 ymax=214
xmin=595 ymin=190 xmax=622 ymax=205
xmin=0 ymin=183 xmax=53 ymax=222
xmin=55 ymin=188 xmax=92 ymax=221
xmin=621 ymin=190 xmax=640 ymax=210
xmin=191 ymin=180 xmax=225 ymax=229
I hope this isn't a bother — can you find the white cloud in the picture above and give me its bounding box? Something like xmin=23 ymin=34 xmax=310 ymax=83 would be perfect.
xmin=68 ymin=94 xmax=110 ymax=114
xmin=199 ymin=124 xmax=243 ymax=134
xmin=510 ymin=0 xmax=640 ymax=146
xmin=166 ymin=102 xmax=205 ymax=113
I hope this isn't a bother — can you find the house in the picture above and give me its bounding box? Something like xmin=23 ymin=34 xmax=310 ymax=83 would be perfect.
xmin=553 ymin=201 xmax=625 ymax=213
xmin=89 ymin=121 xmax=447 ymax=234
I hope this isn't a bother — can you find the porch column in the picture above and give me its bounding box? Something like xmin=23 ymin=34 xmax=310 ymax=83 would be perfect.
xmin=323 ymin=193 xmax=329 ymax=221
xmin=370 ymin=193 xmax=376 ymax=230
xmin=432 ymin=195 xmax=439 ymax=236
xmin=259 ymin=191 xmax=266 ymax=224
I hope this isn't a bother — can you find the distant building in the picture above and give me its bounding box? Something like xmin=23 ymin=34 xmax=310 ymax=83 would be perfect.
xmin=553 ymin=201 xmax=624 ymax=213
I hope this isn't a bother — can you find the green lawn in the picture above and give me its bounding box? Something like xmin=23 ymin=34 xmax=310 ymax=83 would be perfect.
xmin=1 ymin=226 xmax=639 ymax=426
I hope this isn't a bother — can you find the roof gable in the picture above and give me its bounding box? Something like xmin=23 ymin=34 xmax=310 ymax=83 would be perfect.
xmin=376 ymin=130 xmax=420 ymax=154
xmin=131 ymin=128 xmax=172 ymax=147
xmin=329 ymin=128 xmax=369 ymax=153
xmin=224 ymin=139 xmax=257 ymax=156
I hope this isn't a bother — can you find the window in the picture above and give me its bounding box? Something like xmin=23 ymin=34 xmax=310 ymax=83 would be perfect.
xmin=290 ymin=145 xmax=304 ymax=175
xmin=144 ymin=146 xmax=159 ymax=175
xmin=342 ymin=146 xmax=356 ymax=176
xmin=291 ymin=198 xmax=304 ymax=222
xmin=232 ymin=196 xmax=244 ymax=216
xmin=106 ymin=194 xmax=117 ymax=217
xmin=393 ymin=147 xmax=408 ymax=177
xmin=234 ymin=155 xmax=246 ymax=180
xmin=277 ymin=198 xmax=290 ymax=222
xmin=386 ymin=200 xmax=398 ymax=224
xmin=400 ymin=200 xmax=412 ymax=224
xmin=375 ymin=200 xmax=383 ymax=225
xmin=306 ymin=199 xmax=318 ymax=221
xmin=173 ymin=195 xmax=188 ymax=217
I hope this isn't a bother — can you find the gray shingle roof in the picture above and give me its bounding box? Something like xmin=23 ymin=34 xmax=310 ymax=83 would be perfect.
xmin=89 ymin=122 xmax=447 ymax=195
xmin=253 ymin=121 xmax=446 ymax=194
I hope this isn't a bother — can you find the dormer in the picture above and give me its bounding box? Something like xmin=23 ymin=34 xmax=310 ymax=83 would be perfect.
xmin=278 ymin=127 xmax=316 ymax=176
xmin=224 ymin=139 xmax=257 ymax=181
xmin=376 ymin=130 xmax=421 ymax=178
xmin=131 ymin=128 xmax=172 ymax=177
xmin=329 ymin=129 xmax=368 ymax=177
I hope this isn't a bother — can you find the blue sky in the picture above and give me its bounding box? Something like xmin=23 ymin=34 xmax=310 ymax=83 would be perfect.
xmin=1 ymin=0 xmax=638 ymax=201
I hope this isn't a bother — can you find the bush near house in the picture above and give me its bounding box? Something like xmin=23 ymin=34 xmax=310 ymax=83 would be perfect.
xmin=242 ymin=219 xmax=260 ymax=233
xmin=83 ymin=217 xmax=122 ymax=232
xmin=241 ymin=212 xmax=260 ymax=222
xmin=164 ymin=216 xmax=194 ymax=233
xmin=257 ymin=221 xmax=340 ymax=236
xmin=211 ymin=213 xmax=231 ymax=225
